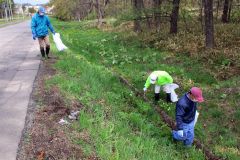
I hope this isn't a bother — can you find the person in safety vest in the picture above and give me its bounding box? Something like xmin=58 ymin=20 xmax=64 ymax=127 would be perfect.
xmin=143 ymin=71 xmax=178 ymax=103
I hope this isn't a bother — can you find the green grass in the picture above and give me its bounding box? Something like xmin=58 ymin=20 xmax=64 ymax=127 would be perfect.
xmin=0 ymin=17 xmax=30 ymax=27
xmin=48 ymin=19 xmax=240 ymax=159
xmin=47 ymin=53 xmax=205 ymax=159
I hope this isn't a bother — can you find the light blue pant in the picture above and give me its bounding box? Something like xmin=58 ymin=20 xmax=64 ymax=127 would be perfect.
xmin=172 ymin=120 xmax=195 ymax=146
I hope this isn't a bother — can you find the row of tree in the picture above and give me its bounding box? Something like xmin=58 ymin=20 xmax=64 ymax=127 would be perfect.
xmin=50 ymin=0 xmax=240 ymax=49
xmin=0 ymin=0 xmax=14 ymax=21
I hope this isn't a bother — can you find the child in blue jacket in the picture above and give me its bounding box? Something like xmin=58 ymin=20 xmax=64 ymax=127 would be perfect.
xmin=31 ymin=6 xmax=55 ymax=59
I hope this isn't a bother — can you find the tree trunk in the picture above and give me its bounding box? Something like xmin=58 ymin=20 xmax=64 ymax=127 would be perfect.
xmin=153 ymin=0 xmax=162 ymax=32
xmin=9 ymin=0 xmax=13 ymax=21
xmin=204 ymin=0 xmax=214 ymax=48
xmin=7 ymin=0 xmax=12 ymax=20
xmin=142 ymin=2 xmax=151 ymax=30
xmin=222 ymin=0 xmax=230 ymax=23
xmin=216 ymin=0 xmax=220 ymax=21
xmin=4 ymin=1 xmax=8 ymax=22
xmin=170 ymin=0 xmax=180 ymax=34
xmin=133 ymin=0 xmax=143 ymax=32
xmin=199 ymin=0 xmax=204 ymax=32
xmin=227 ymin=0 xmax=233 ymax=22
xmin=5 ymin=8 xmax=8 ymax=21
xmin=95 ymin=0 xmax=103 ymax=27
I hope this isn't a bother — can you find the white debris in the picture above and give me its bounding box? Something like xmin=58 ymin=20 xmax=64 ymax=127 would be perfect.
xmin=59 ymin=111 xmax=80 ymax=124
xmin=70 ymin=111 xmax=80 ymax=117
xmin=58 ymin=118 xmax=69 ymax=125
xmin=68 ymin=115 xmax=77 ymax=120
xmin=68 ymin=110 xmax=80 ymax=120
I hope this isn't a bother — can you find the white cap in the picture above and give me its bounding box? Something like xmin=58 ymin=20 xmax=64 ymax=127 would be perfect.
xmin=150 ymin=74 xmax=157 ymax=84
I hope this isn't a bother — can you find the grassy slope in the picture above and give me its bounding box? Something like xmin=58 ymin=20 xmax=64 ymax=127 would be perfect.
xmin=0 ymin=18 xmax=30 ymax=27
xmin=49 ymin=19 xmax=239 ymax=159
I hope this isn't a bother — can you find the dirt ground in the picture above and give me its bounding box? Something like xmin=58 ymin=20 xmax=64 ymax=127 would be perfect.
xmin=16 ymin=56 xmax=95 ymax=160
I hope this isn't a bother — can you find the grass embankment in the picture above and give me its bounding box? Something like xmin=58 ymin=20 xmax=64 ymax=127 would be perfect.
xmin=48 ymin=19 xmax=239 ymax=159
xmin=0 ymin=17 xmax=30 ymax=27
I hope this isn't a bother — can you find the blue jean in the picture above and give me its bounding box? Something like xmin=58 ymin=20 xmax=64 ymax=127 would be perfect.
xmin=172 ymin=120 xmax=195 ymax=146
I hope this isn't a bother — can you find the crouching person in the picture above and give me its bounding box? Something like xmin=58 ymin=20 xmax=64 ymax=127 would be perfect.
xmin=143 ymin=71 xmax=178 ymax=103
xmin=172 ymin=87 xmax=204 ymax=147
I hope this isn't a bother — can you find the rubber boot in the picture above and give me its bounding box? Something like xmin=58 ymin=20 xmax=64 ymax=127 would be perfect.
xmin=166 ymin=93 xmax=172 ymax=103
xmin=154 ymin=93 xmax=160 ymax=104
xmin=46 ymin=45 xmax=50 ymax=58
xmin=40 ymin=47 xmax=45 ymax=59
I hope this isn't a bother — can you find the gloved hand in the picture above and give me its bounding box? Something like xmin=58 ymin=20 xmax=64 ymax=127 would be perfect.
xmin=143 ymin=87 xmax=147 ymax=92
xmin=177 ymin=130 xmax=184 ymax=137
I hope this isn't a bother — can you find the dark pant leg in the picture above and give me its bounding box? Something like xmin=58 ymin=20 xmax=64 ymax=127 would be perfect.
xmin=46 ymin=45 xmax=50 ymax=57
xmin=40 ymin=47 xmax=45 ymax=58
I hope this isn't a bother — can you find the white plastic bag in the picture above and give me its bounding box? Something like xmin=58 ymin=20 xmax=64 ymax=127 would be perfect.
xmin=53 ymin=33 xmax=68 ymax=51
xmin=164 ymin=83 xmax=179 ymax=102
xmin=170 ymin=90 xmax=178 ymax=102
xmin=58 ymin=118 xmax=69 ymax=125
xmin=194 ymin=111 xmax=199 ymax=126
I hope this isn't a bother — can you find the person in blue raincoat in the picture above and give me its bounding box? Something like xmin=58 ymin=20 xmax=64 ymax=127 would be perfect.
xmin=31 ymin=6 xmax=55 ymax=59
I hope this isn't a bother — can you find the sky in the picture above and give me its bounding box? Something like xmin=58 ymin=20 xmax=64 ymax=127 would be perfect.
xmin=14 ymin=0 xmax=49 ymax=5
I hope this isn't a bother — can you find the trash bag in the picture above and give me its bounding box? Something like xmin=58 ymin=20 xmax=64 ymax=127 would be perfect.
xmin=53 ymin=33 xmax=68 ymax=51
xmin=163 ymin=84 xmax=171 ymax=93
xmin=164 ymin=83 xmax=179 ymax=102
xmin=170 ymin=90 xmax=178 ymax=102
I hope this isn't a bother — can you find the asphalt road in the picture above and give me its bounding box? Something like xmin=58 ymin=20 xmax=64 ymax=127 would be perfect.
xmin=0 ymin=21 xmax=40 ymax=160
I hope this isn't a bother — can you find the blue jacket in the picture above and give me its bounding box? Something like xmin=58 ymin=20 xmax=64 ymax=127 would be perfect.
xmin=31 ymin=13 xmax=55 ymax=38
xmin=176 ymin=93 xmax=197 ymax=130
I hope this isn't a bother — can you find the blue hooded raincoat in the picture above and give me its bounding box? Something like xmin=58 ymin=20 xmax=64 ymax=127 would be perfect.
xmin=31 ymin=13 xmax=55 ymax=38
